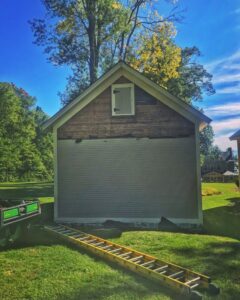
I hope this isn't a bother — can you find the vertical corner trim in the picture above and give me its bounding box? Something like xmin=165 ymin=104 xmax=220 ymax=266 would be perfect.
xmin=53 ymin=126 xmax=58 ymax=220
xmin=195 ymin=124 xmax=203 ymax=224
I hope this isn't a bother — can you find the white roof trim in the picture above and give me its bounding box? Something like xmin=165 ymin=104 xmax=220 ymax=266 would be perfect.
xmin=44 ymin=61 xmax=211 ymax=130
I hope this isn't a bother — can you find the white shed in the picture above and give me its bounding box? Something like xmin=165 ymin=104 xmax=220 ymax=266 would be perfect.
xmin=44 ymin=62 xmax=211 ymax=228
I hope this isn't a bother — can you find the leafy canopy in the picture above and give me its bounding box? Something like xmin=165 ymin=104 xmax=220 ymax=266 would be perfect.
xmin=128 ymin=23 xmax=181 ymax=86
xmin=30 ymin=0 xmax=182 ymax=104
xmin=0 ymin=83 xmax=53 ymax=182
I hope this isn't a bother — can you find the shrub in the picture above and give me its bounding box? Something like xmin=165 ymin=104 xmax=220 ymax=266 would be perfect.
xmin=235 ymin=178 xmax=239 ymax=188
xmin=202 ymin=187 xmax=221 ymax=196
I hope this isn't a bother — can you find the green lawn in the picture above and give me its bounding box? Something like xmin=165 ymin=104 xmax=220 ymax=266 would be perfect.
xmin=202 ymin=183 xmax=240 ymax=240
xmin=0 ymin=182 xmax=239 ymax=300
xmin=0 ymin=181 xmax=54 ymax=204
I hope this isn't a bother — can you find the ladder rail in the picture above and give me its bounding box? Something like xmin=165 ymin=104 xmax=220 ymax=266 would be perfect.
xmin=64 ymin=225 xmax=210 ymax=285
xmin=45 ymin=224 xmax=212 ymax=295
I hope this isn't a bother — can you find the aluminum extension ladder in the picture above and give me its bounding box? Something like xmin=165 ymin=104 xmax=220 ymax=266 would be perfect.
xmin=45 ymin=224 xmax=220 ymax=299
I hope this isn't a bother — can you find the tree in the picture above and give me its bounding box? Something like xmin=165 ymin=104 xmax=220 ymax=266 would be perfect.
xmin=207 ymin=145 xmax=222 ymax=160
xmin=0 ymin=83 xmax=25 ymax=181
xmin=30 ymin=0 xmax=182 ymax=104
xmin=167 ymin=47 xmax=215 ymax=104
xmin=199 ymin=124 xmax=214 ymax=157
xmin=128 ymin=23 xmax=182 ymax=86
xmin=0 ymin=83 xmax=53 ymax=182
xmin=34 ymin=107 xmax=54 ymax=179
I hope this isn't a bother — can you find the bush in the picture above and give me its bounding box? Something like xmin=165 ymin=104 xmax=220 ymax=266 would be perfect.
xmin=202 ymin=187 xmax=221 ymax=196
xmin=235 ymin=178 xmax=239 ymax=188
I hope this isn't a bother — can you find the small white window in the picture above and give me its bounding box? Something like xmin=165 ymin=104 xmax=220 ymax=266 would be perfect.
xmin=111 ymin=84 xmax=135 ymax=116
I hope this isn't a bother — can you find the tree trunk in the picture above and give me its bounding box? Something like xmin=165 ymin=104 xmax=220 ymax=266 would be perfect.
xmin=87 ymin=1 xmax=98 ymax=84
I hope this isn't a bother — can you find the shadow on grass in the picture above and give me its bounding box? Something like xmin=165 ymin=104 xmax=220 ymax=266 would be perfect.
xmin=54 ymin=273 xmax=179 ymax=300
xmin=227 ymin=197 xmax=240 ymax=214
xmin=171 ymin=240 xmax=240 ymax=298
xmin=0 ymin=182 xmax=53 ymax=200
xmin=2 ymin=227 xmax=181 ymax=300
xmin=203 ymin=197 xmax=240 ymax=240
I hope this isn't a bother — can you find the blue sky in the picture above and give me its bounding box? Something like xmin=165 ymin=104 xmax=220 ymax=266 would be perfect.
xmin=1 ymin=0 xmax=240 ymax=150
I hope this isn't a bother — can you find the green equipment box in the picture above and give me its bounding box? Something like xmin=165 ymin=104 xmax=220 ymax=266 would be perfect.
xmin=0 ymin=200 xmax=41 ymax=227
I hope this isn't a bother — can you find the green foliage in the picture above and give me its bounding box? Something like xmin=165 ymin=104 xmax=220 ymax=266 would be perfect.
xmin=0 ymin=83 xmax=53 ymax=182
xmin=235 ymin=178 xmax=239 ymax=188
xmin=30 ymin=1 xmax=214 ymax=106
xmin=30 ymin=0 xmax=131 ymax=104
xmin=34 ymin=107 xmax=54 ymax=178
xmin=30 ymin=0 xmax=182 ymax=104
xmin=207 ymin=145 xmax=222 ymax=160
xmin=199 ymin=124 xmax=214 ymax=159
xmin=167 ymin=47 xmax=215 ymax=104
xmin=128 ymin=23 xmax=182 ymax=86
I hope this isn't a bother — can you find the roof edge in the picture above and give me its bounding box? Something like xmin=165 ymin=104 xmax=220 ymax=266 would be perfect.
xmin=120 ymin=63 xmax=211 ymax=125
xmin=44 ymin=61 xmax=211 ymax=130
xmin=229 ymin=129 xmax=240 ymax=140
xmin=43 ymin=61 xmax=125 ymax=130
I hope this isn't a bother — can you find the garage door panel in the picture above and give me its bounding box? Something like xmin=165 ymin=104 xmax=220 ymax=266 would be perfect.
xmin=57 ymin=138 xmax=198 ymax=219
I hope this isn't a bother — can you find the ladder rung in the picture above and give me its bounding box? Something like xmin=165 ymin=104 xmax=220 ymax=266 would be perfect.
xmin=169 ymin=271 xmax=184 ymax=279
xmin=118 ymin=251 xmax=132 ymax=258
xmin=129 ymin=256 xmax=143 ymax=262
xmin=135 ymin=260 xmax=143 ymax=264
xmin=92 ymin=242 xmax=105 ymax=247
xmin=101 ymin=245 xmax=112 ymax=250
xmin=160 ymin=270 xmax=167 ymax=275
xmin=190 ymin=283 xmax=200 ymax=289
xmin=52 ymin=225 xmax=64 ymax=229
xmin=55 ymin=226 xmax=67 ymax=229
xmin=86 ymin=239 xmax=97 ymax=244
xmin=71 ymin=234 xmax=84 ymax=238
xmin=108 ymin=248 xmax=122 ymax=254
xmin=153 ymin=265 xmax=168 ymax=272
xmin=56 ymin=228 xmax=68 ymax=232
xmin=64 ymin=231 xmax=76 ymax=235
xmin=51 ymin=226 xmax=62 ymax=230
xmin=59 ymin=229 xmax=72 ymax=233
xmin=79 ymin=236 xmax=90 ymax=241
xmin=186 ymin=277 xmax=200 ymax=285
xmin=140 ymin=260 xmax=155 ymax=267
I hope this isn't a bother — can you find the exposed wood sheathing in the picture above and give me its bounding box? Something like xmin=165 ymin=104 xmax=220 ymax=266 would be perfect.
xmin=58 ymin=77 xmax=194 ymax=140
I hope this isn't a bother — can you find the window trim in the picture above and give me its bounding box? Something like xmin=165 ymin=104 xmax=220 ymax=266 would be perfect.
xmin=111 ymin=83 xmax=135 ymax=116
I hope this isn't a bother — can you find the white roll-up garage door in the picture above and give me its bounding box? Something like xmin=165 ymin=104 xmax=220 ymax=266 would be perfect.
xmin=57 ymin=137 xmax=198 ymax=223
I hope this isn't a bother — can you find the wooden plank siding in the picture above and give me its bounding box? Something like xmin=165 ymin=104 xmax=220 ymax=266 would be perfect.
xmin=58 ymin=77 xmax=195 ymax=140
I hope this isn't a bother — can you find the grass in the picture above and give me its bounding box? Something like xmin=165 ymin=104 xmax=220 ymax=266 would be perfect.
xmin=202 ymin=183 xmax=240 ymax=240
xmin=0 ymin=182 xmax=239 ymax=299
xmin=0 ymin=229 xmax=239 ymax=300
xmin=202 ymin=183 xmax=239 ymax=210
xmin=0 ymin=181 xmax=54 ymax=204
